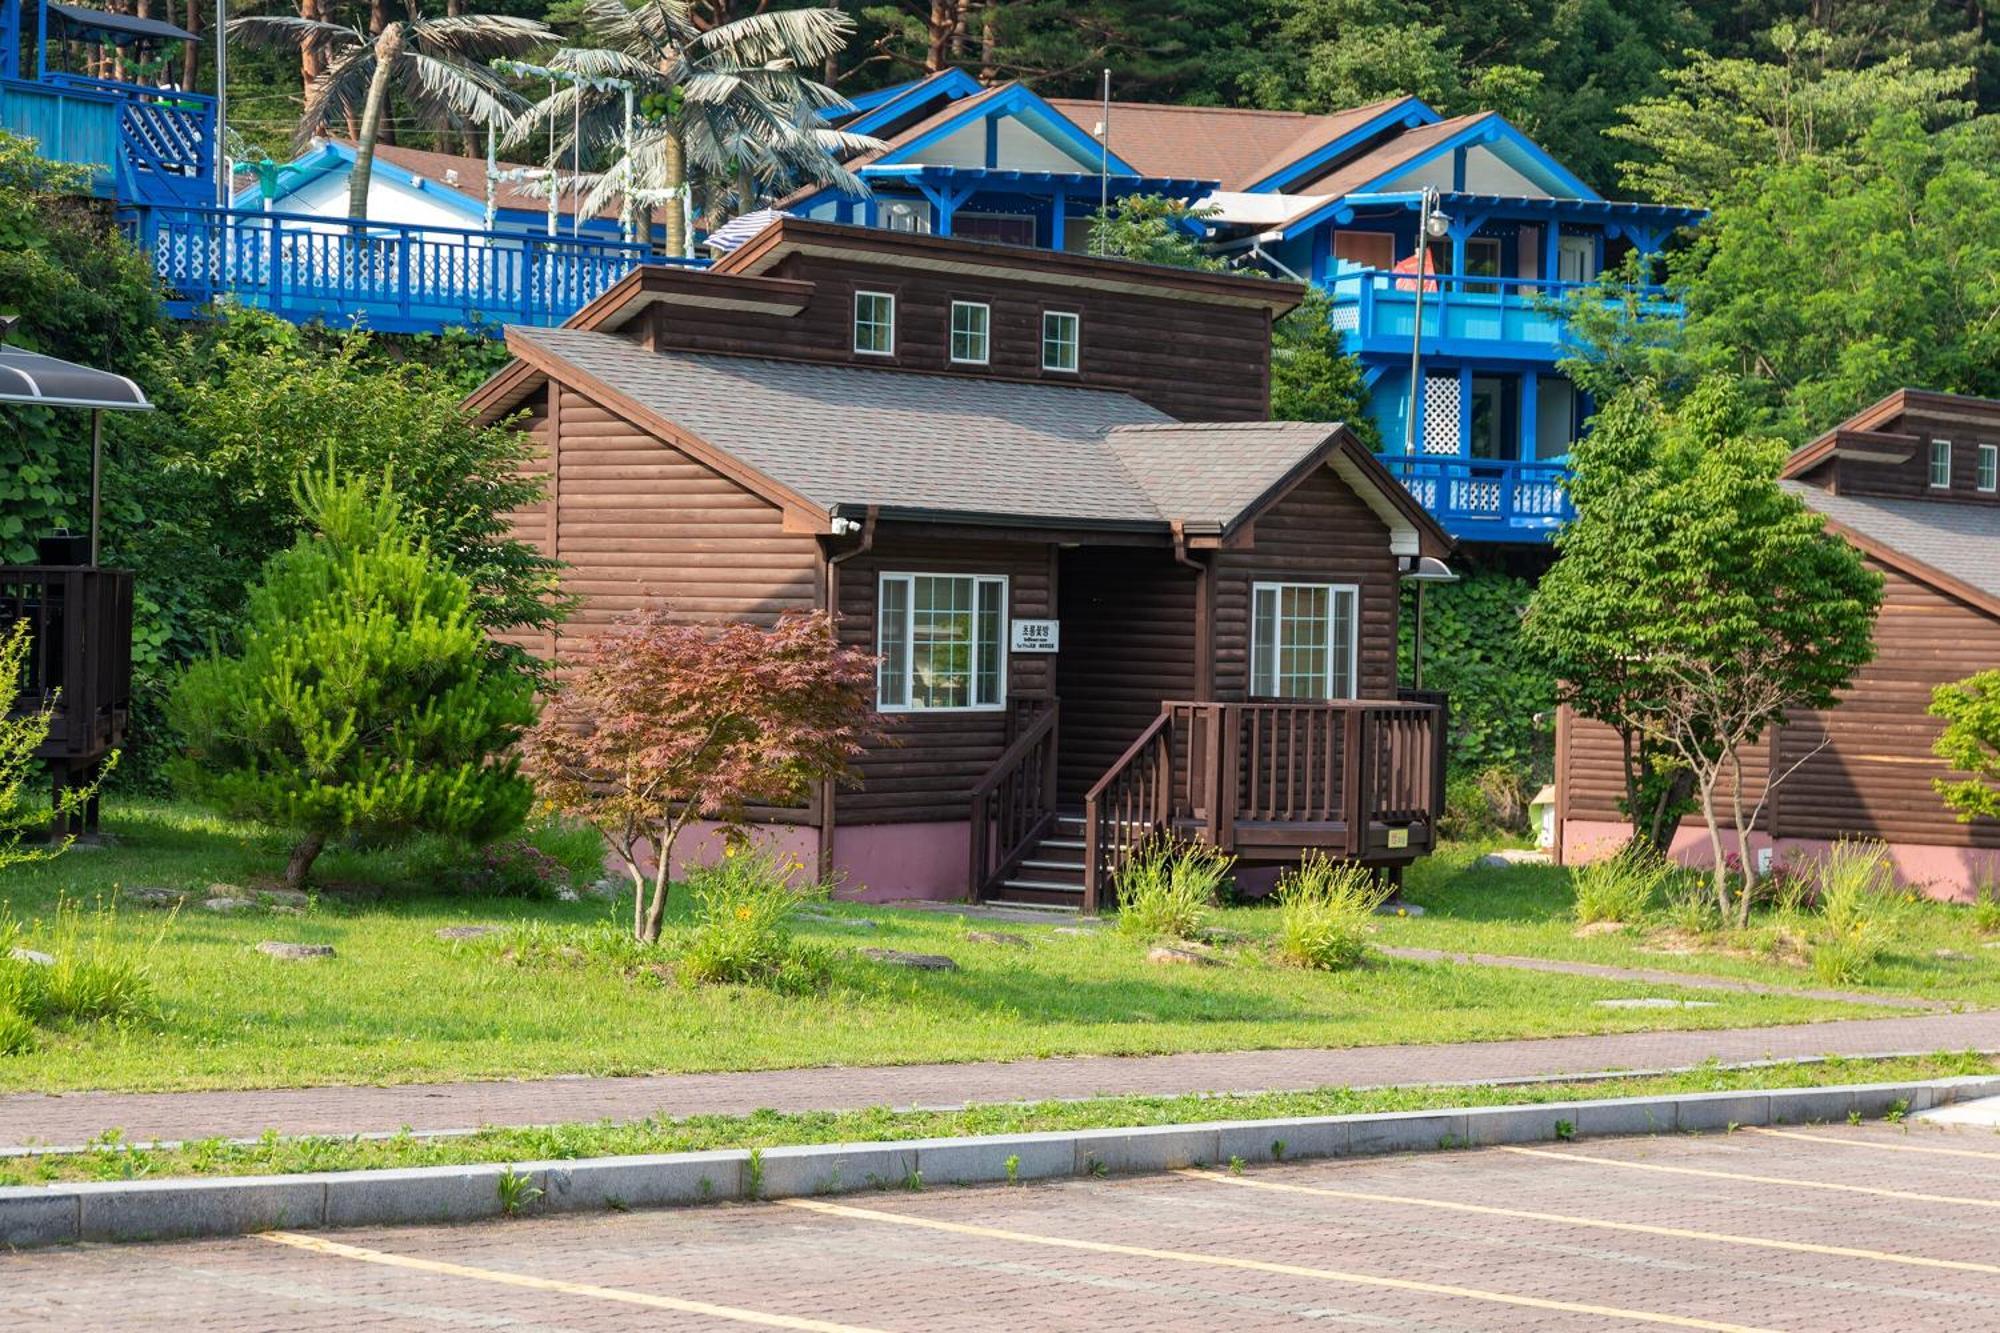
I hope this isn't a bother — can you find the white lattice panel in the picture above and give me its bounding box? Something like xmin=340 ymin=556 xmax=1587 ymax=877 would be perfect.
xmin=1423 ymin=375 xmax=1460 ymax=454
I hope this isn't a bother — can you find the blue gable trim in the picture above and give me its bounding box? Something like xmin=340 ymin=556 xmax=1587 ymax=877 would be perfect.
xmin=877 ymin=82 xmax=1142 ymax=177
xmin=242 ymin=141 xmax=491 ymax=222
xmin=1350 ymin=114 xmax=1603 ymax=203
xmin=1245 ymin=96 xmax=1440 ymax=194
xmin=840 ymin=69 xmax=984 ymax=137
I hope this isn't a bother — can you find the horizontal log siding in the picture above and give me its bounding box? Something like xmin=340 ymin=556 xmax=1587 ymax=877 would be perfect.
xmin=546 ymin=386 xmax=821 ymax=662
xmin=495 ymin=389 xmax=554 ymax=658
xmin=1830 ymin=406 xmax=2000 ymax=503
xmin=1211 ymin=468 xmax=1400 ymax=702
xmin=1055 ymin=547 xmax=1199 ymax=800
xmin=1557 ymin=709 xmax=1770 ymax=826
xmin=836 ymin=532 xmax=1054 ymax=824
xmin=1560 ymin=557 xmax=2000 ymax=848
xmin=643 ymin=251 xmax=1273 ymax=422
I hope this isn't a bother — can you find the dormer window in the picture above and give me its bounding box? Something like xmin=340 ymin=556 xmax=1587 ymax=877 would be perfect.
xmin=949 ymin=301 xmax=990 ymax=365
xmin=854 ymin=291 xmax=895 ymax=356
xmin=1980 ymin=443 xmax=1997 ymax=493
xmin=1930 ymin=439 xmax=1952 ymax=489
xmin=1042 ymin=311 xmax=1079 ymax=372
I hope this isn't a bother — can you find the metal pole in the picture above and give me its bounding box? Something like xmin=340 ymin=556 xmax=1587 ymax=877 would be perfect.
xmin=485 ymin=122 xmax=497 ymax=230
xmin=546 ymin=80 xmax=557 ymax=238
xmin=89 ymin=409 xmax=102 ymax=567
xmin=213 ymin=0 xmax=229 ymax=205
xmin=571 ymin=85 xmax=581 ymax=239
xmin=622 ymin=85 xmax=635 ymax=246
xmin=1095 ymin=68 xmax=1109 ymax=256
xmin=1412 ymin=581 xmax=1425 ymax=691
xmin=1402 ymin=188 xmax=1431 ymax=456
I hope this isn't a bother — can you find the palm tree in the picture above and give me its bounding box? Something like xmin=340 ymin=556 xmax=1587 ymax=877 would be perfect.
xmin=505 ymin=0 xmax=874 ymax=256
xmin=230 ymin=3 xmax=553 ymax=222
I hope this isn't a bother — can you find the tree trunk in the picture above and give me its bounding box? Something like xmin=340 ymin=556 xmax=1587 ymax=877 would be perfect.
xmin=284 ymin=830 xmax=328 ymax=892
xmin=347 ymin=26 xmax=403 ymax=221
xmin=1727 ymin=748 xmax=1756 ymax=927
xmin=662 ymin=126 xmax=688 ymax=257
xmin=735 ymin=163 xmax=755 ymax=214
xmin=926 ymin=0 xmax=955 ymax=72
xmin=447 ymin=0 xmax=475 ymax=155
xmin=182 ymin=0 xmax=201 ymax=91
xmin=1696 ymin=771 xmax=1728 ymax=917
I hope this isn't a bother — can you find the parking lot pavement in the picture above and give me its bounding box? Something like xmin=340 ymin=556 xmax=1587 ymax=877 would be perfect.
xmin=8 ymin=1118 xmax=2000 ymax=1331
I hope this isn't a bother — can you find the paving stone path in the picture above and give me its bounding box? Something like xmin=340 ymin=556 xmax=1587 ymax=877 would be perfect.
xmin=2 ymin=1011 xmax=1994 ymax=1153
xmin=1373 ymin=947 xmax=1950 ymax=1009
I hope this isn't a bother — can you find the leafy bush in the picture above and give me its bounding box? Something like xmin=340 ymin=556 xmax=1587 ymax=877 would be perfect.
xmin=169 ymin=469 xmax=537 ymax=890
xmin=0 ymin=899 xmax=158 ymax=1030
xmin=0 ymin=1004 xmax=33 ymax=1056
xmin=1114 ymin=836 xmax=1233 ymax=939
xmin=678 ymin=845 xmax=832 ymax=992
xmin=1273 ymin=854 xmax=1389 ymax=970
xmin=1571 ymin=846 xmax=1669 ymax=925
xmin=1974 ymin=884 xmax=2000 ymax=937
xmin=1810 ymin=840 xmax=1896 ymax=984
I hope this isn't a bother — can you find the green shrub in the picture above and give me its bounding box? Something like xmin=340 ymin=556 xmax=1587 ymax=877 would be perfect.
xmin=404 ymin=824 xmax=587 ymax=900
xmin=678 ymin=845 xmax=832 ymax=992
xmin=1114 ymin=836 xmax=1233 ymax=939
xmin=1973 ymin=883 xmax=2000 ymax=937
xmin=1273 ymin=854 xmax=1389 ymax=970
xmin=1811 ymin=840 xmax=1895 ymax=984
xmin=0 ymin=1005 xmax=33 ymax=1056
xmin=1571 ymin=846 xmax=1669 ymax=925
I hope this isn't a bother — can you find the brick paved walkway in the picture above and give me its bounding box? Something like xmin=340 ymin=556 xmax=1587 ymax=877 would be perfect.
xmin=12 ymin=1117 xmax=2000 ymax=1329
xmin=3 ymin=1011 xmax=1995 ymax=1152
xmin=1373 ymin=948 xmax=1945 ymax=1008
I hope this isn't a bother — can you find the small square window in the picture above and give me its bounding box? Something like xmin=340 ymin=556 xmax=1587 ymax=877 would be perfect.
xmin=1979 ymin=444 xmax=1997 ymax=493
xmin=1929 ymin=438 xmax=1952 ymax=489
xmin=949 ymin=301 xmax=990 ymax=365
xmin=854 ymin=290 xmax=895 ymax=356
xmin=1042 ymin=311 xmax=1079 ymax=372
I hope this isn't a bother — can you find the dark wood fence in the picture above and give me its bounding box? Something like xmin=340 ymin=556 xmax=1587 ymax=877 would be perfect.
xmin=0 ymin=565 xmax=133 ymax=762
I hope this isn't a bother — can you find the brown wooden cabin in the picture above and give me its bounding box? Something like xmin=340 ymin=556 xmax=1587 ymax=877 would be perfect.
xmin=1556 ymin=389 xmax=2000 ymax=899
xmin=468 ymin=219 xmax=1453 ymax=910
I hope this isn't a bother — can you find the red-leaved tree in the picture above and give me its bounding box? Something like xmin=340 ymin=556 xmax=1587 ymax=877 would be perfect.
xmin=523 ymin=608 xmax=879 ymax=943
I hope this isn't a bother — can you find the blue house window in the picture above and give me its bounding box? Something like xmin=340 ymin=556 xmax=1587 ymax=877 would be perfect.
xmin=854 ymin=291 xmax=896 ymax=356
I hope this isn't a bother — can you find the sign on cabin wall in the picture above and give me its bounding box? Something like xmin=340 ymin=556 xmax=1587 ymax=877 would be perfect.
xmin=1011 ymin=619 xmax=1060 ymax=653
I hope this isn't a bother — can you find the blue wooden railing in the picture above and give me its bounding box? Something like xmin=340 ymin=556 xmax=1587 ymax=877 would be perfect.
xmin=2 ymin=73 xmax=214 ymax=204
xmin=1379 ymin=454 xmax=1573 ymax=539
xmin=124 ymin=204 xmax=701 ymax=333
xmin=1326 ymin=267 xmax=1681 ymax=361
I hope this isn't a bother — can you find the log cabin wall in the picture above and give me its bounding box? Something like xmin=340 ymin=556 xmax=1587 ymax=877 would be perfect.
xmin=1558 ymin=555 xmax=2000 ymax=853
xmin=635 ymin=251 xmax=1276 ymax=422
xmin=1798 ymin=395 xmax=2000 ymax=503
xmin=1054 ymin=546 xmax=1200 ymax=801
xmin=1210 ymin=466 xmax=1401 ymax=702
xmin=833 ymin=527 xmax=1055 ymax=825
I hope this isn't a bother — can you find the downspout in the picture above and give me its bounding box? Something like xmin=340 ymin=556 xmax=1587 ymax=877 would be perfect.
xmin=818 ymin=505 xmax=878 ymax=881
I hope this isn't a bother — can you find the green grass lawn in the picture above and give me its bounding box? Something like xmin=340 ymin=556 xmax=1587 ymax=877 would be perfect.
xmin=0 ymin=804 xmax=1982 ymax=1096
xmin=1383 ymin=843 xmax=2000 ymax=1003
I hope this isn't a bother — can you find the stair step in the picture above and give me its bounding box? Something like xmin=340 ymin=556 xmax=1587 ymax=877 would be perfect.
xmin=1019 ymin=858 xmax=1084 ymax=874
xmin=983 ymin=898 xmax=1080 ymax=913
xmin=999 ymin=877 xmax=1086 ymax=894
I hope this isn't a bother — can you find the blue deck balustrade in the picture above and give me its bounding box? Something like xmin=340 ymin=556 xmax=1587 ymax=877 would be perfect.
xmin=1327 ymin=267 xmax=1681 ymax=366
xmin=125 ymin=205 xmax=701 ymax=333
xmin=1379 ymin=455 xmax=1573 ymax=539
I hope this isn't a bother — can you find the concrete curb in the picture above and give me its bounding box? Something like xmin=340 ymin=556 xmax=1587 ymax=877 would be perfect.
xmin=5 ymin=1074 xmax=1996 ymax=1249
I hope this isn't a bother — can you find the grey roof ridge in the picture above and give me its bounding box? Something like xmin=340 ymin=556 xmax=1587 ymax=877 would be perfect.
xmin=1100 ymin=419 xmax=1346 ymax=530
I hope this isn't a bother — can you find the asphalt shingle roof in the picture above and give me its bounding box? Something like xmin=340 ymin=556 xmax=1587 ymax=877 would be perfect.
xmin=1782 ymin=481 xmax=2000 ymax=603
xmin=511 ymin=327 xmax=1343 ymax=531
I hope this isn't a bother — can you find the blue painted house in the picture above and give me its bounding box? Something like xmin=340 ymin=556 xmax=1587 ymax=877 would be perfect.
xmin=788 ymin=74 xmax=1705 ymax=543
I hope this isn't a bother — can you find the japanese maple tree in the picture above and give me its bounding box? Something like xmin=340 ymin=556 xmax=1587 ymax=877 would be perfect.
xmin=524 ymin=608 xmax=878 ymax=943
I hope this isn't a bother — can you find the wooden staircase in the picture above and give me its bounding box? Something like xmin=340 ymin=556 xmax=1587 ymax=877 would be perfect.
xmin=984 ymin=811 xmax=1087 ymax=910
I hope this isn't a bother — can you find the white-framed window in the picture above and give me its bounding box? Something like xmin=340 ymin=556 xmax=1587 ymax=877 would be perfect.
xmin=1930 ymin=438 xmax=1953 ymax=489
xmin=1979 ymin=443 xmax=1997 ymax=493
xmin=949 ymin=300 xmax=990 ymax=365
xmin=1250 ymin=582 xmax=1358 ymax=700
xmin=853 ymin=290 xmax=896 ymax=356
xmin=876 ymin=573 xmax=1007 ymax=711
xmin=1041 ymin=310 xmax=1079 ymax=372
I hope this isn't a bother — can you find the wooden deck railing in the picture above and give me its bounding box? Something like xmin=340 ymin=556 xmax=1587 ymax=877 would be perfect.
xmin=967 ymin=700 xmax=1061 ymax=900
xmin=0 ymin=565 xmax=133 ymax=762
xmin=1083 ymin=698 xmax=1445 ymax=911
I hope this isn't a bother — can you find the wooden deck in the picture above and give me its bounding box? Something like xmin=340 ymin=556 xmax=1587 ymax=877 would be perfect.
xmin=1 ymin=564 xmax=133 ymax=785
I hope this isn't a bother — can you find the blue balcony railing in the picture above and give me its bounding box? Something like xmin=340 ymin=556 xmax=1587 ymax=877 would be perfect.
xmin=2 ymin=74 xmax=216 ymax=205
xmin=1326 ymin=267 xmax=1680 ymax=363
xmin=1380 ymin=454 xmax=1573 ymax=541
xmin=124 ymin=204 xmax=702 ymax=333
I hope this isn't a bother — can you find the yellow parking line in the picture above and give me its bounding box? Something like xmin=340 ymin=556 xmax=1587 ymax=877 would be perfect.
xmin=1743 ymin=1126 xmax=2000 ymax=1161
xmin=779 ymin=1197 xmax=1781 ymax=1332
xmin=1178 ymin=1169 xmax=2000 ymax=1277
xmin=1500 ymin=1145 xmax=2000 ymax=1208
xmin=258 ymin=1231 xmax=886 ymax=1332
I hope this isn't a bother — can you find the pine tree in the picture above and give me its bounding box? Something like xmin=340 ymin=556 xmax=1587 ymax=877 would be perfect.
xmin=169 ymin=468 xmax=536 ymax=891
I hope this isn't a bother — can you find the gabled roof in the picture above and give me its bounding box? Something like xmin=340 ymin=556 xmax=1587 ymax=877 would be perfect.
xmin=1781 ymin=481 xmax=2000 ymax=618
xmin=236 ymin=140 xmax=622 ymax=222
xmin=495 ymin=325 xmax=1440 ymax=551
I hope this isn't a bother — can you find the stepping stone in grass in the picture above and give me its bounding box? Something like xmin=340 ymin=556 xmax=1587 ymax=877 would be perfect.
xmin=257 ymin=941 xmax=336 ymax=960
xmin=124 ymin=886 xmax=188 ymax=909
xmin=7 ymin=948 xmax=53 ymax=966
xmin=436 ymin=925 xmax=502 ymax=941
xmin=254 ymin=888 xmax=311 ymax=909
xmin=966 ymin=930 xmax=1030 ymax=947
xmin=1479 ymin=849 xmax=1552 ymax=869
xmin=1147 ymin=945 xmax=1219 ymax=966
xmin=801 ymin=912 xmax=877 ymax=930
xmin=861 ymin=948 xmax=957 ymax=971
xmin=202 ymin=897 xmax=259 ymax=913
xmin=1374 ymin=899 xmax=1425 ymax=917
xmin=1594 ymin=996 xmax=1715 ymax=1009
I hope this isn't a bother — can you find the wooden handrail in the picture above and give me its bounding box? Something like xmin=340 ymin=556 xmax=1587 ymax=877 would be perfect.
xmin=1082 ymin=708 xmax=1176 ymax=913
xmin=967 ymin=699 xmax=1060 ymax=901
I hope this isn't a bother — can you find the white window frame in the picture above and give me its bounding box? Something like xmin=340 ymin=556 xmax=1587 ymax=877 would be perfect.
xmin=1249 ymin=581 xmax=1359 ymax=701
xmin=853 ymin=290 xmax=896 ymax=357
xmin=875 ymin=572 xmax=1009 ymax=713
xmin=949 ymin=300 xmax=990 ymax=366
xmin=1930 ymin=438 xmax=1952 ymax=489
xmin=1041 ymin=310 xmax=1079 ymax=372
xmin=1979 ymin=443 xmax=1997 ymax=493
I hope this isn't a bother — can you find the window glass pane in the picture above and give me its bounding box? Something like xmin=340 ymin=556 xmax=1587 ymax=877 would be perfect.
xmin=1931 ymin=439 xmax=1951 ymax=487
xmin=1329 ymin=589 xmax=1355 ymax=699
xmin=854 ymin=292 xmax=894 ymax=354
xmin=1251 ymin=586 xmax=1277 ymax=696
xmin=975 ymin=579 xmax=1003 ymax=705
xmin=1278 ymin=585 xmax=1331 ymax=698
xmin=910 ymin=575 xmax=974 ymax=708
xmin=950 ymin=302 xmax=989 ymax=364
xmin=877 ymin=577 xmax=908 ymax=707
xmin=1041 ymin=312 xmax=1078 ymax=371
xmin=1980 ymin=445 xmax=1997 ymax=492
